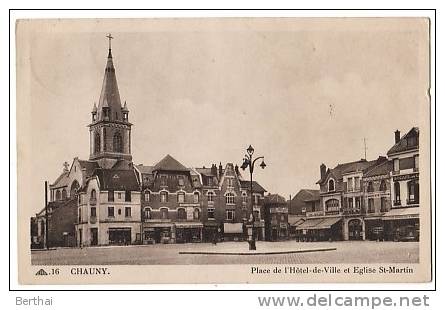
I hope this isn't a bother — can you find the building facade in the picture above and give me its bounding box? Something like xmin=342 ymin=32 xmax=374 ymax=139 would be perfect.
xmin=264 ymin=194 xmax=289 ymax=241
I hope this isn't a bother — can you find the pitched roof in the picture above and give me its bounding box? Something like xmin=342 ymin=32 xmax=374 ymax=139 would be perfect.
xmin=94 ymin=169 xmax=140 ymax=191
xmin=111 ymin=159 xmax=133 ymax=170
xmin=240 ymin=180 xmax=267 ymax=193
xmin=50 ymin=171 xmax=70 ymax=188
xmin=291 ymin=189 xmax=320 ymax=204
xmin=387 ymin=127 xmax=419 ymax=155
xmin=317 ymin=158 xmax=380 ymax=184
xmin=152 ymin=154 xmax=189 ymax=172
xmin=363 ymin=159 xmax=392 ymax=178
xmin=195 ymin=167 xmax=216 ymax=177
xmin=265 ymin=193 xmax=286 ymax=204
xmin=136 ymin=164 xmax=154 ymax=174
xmin=95 ymin=49 xmax=124 ymax=122
xmin=78 ymin=160 xmax=99 ymax=177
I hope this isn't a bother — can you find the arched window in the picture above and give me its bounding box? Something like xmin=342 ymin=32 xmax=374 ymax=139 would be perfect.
xmin=61 ymin=188 xmax=67 ymax=200
xmin=394 ymin=182 xmax=400 ymax=205
xmin=325 ymin=199 xmax=340 ymax=213
xmin=193 ymin=192 xmax=199 ymax=203
xmin=367 ymin=181 xmax=374 ymax=192
xmin=55 ymin=190 xmax=61 ymax=201
xmin=113 ymin=132 xmax=123 ymax=153
xmin=226 ymin=193 xmax=235 ymax=204
xmin=328 ymin=179 xmax=335 ymax=192
xmin=144 ymin=190 xmax=150 ymax=202
xmin=379 ymin=180 xmax=387 ymax=191
xmin=242 ymin=192 xmax=248 ymax=204
xmin=193 ymin=208 xmax=200 ymax=220
xmin=160 ymin=191 xmax=168 ymax=203
xmin=90 ymin=189 xmax=97 ymax=204
xmin=94 ymin=132 xmax=101 ymax=154
xmin=407 ymin=180 xmax=419 ymax=204
xmin=207 ymin=191 xmax=215 ymax=203
xmin=143 ymin=207 xmax=151 ymax=220
xmin=178 ymin=208 xmax=186 ymax=220
xmin=70 ymin=180 xmax=80 ymax=197
xmin=160 ymin=208 xmax=169 ymax=219
xmin=177 ymin=192 xmax=185 ymax=203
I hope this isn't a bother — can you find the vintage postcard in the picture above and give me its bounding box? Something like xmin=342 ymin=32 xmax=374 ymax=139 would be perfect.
xmin=16 ymin=17 xmax=431 ymax=284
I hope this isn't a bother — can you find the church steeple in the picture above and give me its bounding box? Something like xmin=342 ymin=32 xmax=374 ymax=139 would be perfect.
xmin=88 ymin=34 xmax=132 ymax=167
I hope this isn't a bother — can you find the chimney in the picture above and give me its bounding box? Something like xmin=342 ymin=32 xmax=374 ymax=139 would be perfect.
xmin=219 ymin=162 xmax=223 ymax=177
xmin=211 ymin=164 xmax=217 ymax=176
xmin=320 ymin=163 xmax=326 ymax=179
xmin=394 ymin=130 xmax=400 ymax=143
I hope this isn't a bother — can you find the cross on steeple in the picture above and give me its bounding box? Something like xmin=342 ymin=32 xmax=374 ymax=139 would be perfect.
xmin=106 ymin=33 xmax=113 ymax=50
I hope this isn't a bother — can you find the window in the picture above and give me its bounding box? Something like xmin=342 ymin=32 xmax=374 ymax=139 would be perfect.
xmin=160 ymin=175 xmax=167 ymax=186
xmin=90 ymin=189 xmax=97 ymax=204
xmin=367 ymin=181 xmax=374 ymax=192
xmin=242 ymin=192 xmax=247 ymax=204
xmin=177 ymin=192 xmax=185 ymax=203
xmin=354 ymin=177 xmax=360 ymax=190
xmin=78 ymin=208 xmax=81 ymax=223
xmin=347 ymin=178 xmax=353 ymax=191
xmin=108 ymin=190 xmax=114 ymax=202
xmin=177 ymin=208 xmax=186 ymax=220
xmin=328 ymin=179 xmax=335 ymax=192
xmin=407 ymin=180 xmax=419 ymax=204
xmin=161 ymin=191 xmax=168 ymax=203
xmin=108 ymin=207 xmax=114 ymax=217
xmin=227 ymin=178 xmax=234 ymax=188
xmin=193 ymin=208 xmax=200 ymax=220
xmin=207 ymin=191 xmax=215 ymax=203
xmin=368 ymin=198 xmax=375 ymax=213
xmin=325 ymin=199 xmax=340 ymax=212
xmin=117 ymin=192 xmax=122 ymax=199
xmin=125 ymin=190 xmax=131 ymax=202
xmin=144 ymin=191 xmax=150 ymax=202
xmin=56 ymin=190 xmax=61 ymax=201
xmin=178 ymin=176 xmax=184 ymax=186
xmin=379 ymin=180 xmax=387 ymax=191
xmin=348 ymin=197 xmax=353 ymax=208
xmin=78 ymin=195 xmax=81 ymax=204
xmin=90 ymin=207 xmax=96 ymax=217
xmin=254 ymin=195 xmax=259 ymax=205
xmin=242 ymin=208 xmax=248 ymax=219
xmin=253 ymin=210 xmax=260 ymax=221
xmin=226 ymin=193 xmax=235 ymax=204
xmin=301 ymin=207 xmax=306 ymax=214
xmin=125 ymin=207 xmax=131 ymax=217
xmin=355 ymin=197 xmax=361 ymax=209
xmin=207 ymin=207 xmax=215 ymax=219
xmin=226 ymin=210 xmax=235 ymax=220
xmin=160 ymin=208 xmax=168 ymax=219
xmin=143 ymin=207 xmax=151 ymax=219
xmin=118 ymin=209 xmax=122 ymax=215
xmin=113 ymin=132 xmax=123 ymax=153
xmin=381 ymin=197 xmax=387 ymax=212
xmin=393 ymin=159 xmax=400 ymax=172
xmin=62 ymin=188 xmax=67 ymax=200
xmin=414 ymin=155 xmax=419 ymax=170
xmin=394 ymin=182 xmax=401 ymax=205
xmin=94 ymin=132 xmax=101 ymax=154
xmin=193 ymin=192 xmax=199 ymax=203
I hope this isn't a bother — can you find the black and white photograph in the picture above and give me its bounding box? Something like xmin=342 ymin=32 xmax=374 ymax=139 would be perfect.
xmin=15 ymin=17 xmax=431 ymax=284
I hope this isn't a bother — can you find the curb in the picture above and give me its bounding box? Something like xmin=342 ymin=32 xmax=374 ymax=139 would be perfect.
xmin=179 ymin=247 xmax=337 ymax=256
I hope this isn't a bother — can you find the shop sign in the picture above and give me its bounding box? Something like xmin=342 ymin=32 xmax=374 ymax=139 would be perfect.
xmin=393 ymin=173 xmax=419 ymax=182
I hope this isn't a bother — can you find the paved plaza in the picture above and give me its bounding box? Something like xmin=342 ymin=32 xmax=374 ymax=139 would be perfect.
xmin=31 ymin=241 xmax=419 ymax=265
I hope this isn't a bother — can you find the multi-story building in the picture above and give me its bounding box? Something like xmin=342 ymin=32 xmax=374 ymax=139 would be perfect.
xmin=264 ymin=194 xmax=289 ymax=241
xmin=383 ymin=128 xmax=420 ymax=240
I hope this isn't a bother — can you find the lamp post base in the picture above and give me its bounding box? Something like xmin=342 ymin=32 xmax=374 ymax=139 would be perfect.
xmin=248 ymin=240 xmax=256 ymax=251
xmin=246 ymin=223 xmax=256 ymax=251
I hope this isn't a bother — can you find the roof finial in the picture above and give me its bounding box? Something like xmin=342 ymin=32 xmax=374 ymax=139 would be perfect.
xmin=106 ymin=33 xmax=113 ymax=57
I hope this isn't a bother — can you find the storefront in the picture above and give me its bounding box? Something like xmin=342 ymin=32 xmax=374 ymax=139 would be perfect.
xmin=364 ymin=218 xmax=384 ymax=241
xmin=382 ymin=207 xmax=419 ymax=241
xmin=223 ymin=222 xmax=245 ymax=241
xmin=175 ymin=222 xmax=203 ymax=243
xmin=108 ymin=227 xmax=131 ymax=245
xmin=142 ymin=223 xmax=174 ymax=244
xmin=203 ymin=222 xmax=221 ymax=243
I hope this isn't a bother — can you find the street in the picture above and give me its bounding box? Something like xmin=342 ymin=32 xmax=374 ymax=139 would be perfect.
xmin=31 ymin=240 xmax=419 ymax=265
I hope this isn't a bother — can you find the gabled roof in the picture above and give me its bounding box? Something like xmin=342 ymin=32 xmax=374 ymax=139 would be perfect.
xmin=317 ymin=158 xmax=380 ymax=184
xmin=363 ymin=159 xmax=392 ymax=178
xmin=94 ymin=169 xmax=140 ymax=191
xmin=50 ymin=171 xmax=70 ymax=188
xmin=240 ymin=180 xmax=267 ymax=193
xmin=152 ymin=154 xmax=189 ymax=172
xmin=195 ymin=167 xmax=216 ymax=177
xmin=291 ymin=189 xmax=320 ymax=204
xmin=387 ymin=127 xmax=419 ymax=155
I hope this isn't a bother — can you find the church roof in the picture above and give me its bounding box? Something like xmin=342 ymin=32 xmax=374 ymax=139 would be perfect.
xmin=94 ymin=169 xmax=140 ymax=191
xmin=152 ymin=154 xmax=189 ymax=172
xmin=78 ymin=160 xmax=99 ymax=177
xmin=96 ymin=48 xmax=124 ymax=122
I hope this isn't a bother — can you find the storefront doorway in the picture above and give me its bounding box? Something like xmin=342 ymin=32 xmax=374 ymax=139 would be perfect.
xmin=109 ymin=228 xmax=131 ymax=245
xmin=90 ymin=228 xmax=98 ymax=246
xmin=348 ymin=219 xmax=363 ymax=240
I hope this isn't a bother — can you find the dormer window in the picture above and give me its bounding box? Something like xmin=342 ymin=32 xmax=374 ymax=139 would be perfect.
xmin=123 ymin=112 xmax=128 ymax=122
xmin=328 ymin=179 xmax=335 ymax=192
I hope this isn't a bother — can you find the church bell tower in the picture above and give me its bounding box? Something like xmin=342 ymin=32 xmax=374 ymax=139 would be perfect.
xmin=88 ymin=34 xmax=132 ymax=169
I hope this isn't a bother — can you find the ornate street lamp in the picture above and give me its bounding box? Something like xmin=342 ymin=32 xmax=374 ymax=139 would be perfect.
xmin=241 ymin=145 xmax=266 ymax=250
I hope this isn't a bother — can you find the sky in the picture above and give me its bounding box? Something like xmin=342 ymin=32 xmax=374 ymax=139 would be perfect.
xmin=17 ymin=18 xmax=429 ymax=214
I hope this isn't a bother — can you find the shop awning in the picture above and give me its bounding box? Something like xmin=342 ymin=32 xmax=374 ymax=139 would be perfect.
xmin=175 ymin=222 xmax=203 ymax=228
xmin=224 ymin=223 xmax=243 ymax=234
xmin=294 ymin=218 xmax=325 ymax=230
xmin=143 ymin=223 xmax=174 ymax=228
xmin=289 ymin=215 xmax=305 ymax=226
xmin=315 ymin=217 xmax=342 ymax=229
xmin=382 ymin=207 xmax=419 ymax=220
